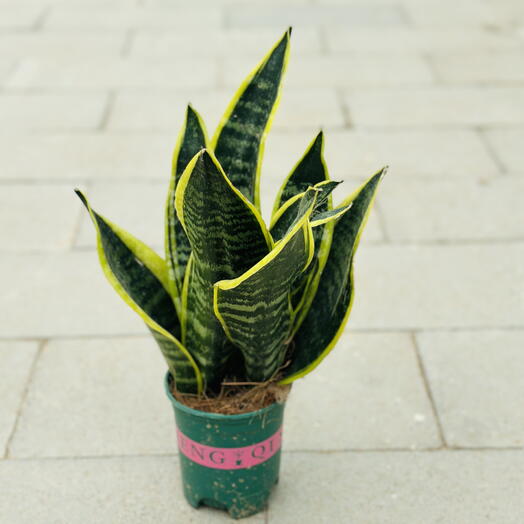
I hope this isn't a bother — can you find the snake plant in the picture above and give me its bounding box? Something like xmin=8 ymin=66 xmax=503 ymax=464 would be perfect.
xmin=76 ymin=29 xmax=385 ymax=396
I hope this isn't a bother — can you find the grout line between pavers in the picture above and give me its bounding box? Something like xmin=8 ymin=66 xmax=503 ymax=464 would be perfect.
xmin=476 ymin=127 xmax=508 ymax=175
xmin=372 ymin=199 xmax=390 ymax=242
xmin=3 ymin=236 xmax=524 ymax=255
xmin=397 ymin=2 xmax=415 ymax=27
xmin=3 ymin=339 xmax=47 ymax=459
xmin=97 ymin=90 xmax=116 ymax=131
xmin=317 ymin=26 xmax=329 ymax=56
xmin=411 ymin=332 xmax=447 ymax=448
xmin=32 ymin=6 xmax=51 ymax=32
xmin=1 ymin=326 xmax=524 ymax=345
xmin=420 ymin=51 xmax=441 ymax=85
xmin=121 ymin=28 xmax=136 ymax=58
xmin=335 ymin=87 xmax=352 ymax=129
xmin=2 ymin=59 xmax=20 ymax=88
xmin=4 ymin=446 xmax=524 ymax=463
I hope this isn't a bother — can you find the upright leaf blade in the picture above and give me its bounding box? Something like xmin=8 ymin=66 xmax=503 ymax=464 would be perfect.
xmin=280 ymin=169 xmax=386 ymax=384
xmin=75 ymin=190 xmax=202 ymax=394
xmin=270 ymin=180 xmax=340 ymax=241
xmin=175 ymin=150 xmax=272 ymax=389
xmin=165 ymin=105 xmax=207 ymax=309
xmin=271 ymin=131 xmax=328 ymax=218
xmin=214 ymin=195 xmax=316 ymax=382
xmin=212 ymin=28 xmax=291 ymax=209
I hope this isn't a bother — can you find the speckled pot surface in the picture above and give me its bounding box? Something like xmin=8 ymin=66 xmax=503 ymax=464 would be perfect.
xmin=164 ymin=373 xmax=286 ymax=519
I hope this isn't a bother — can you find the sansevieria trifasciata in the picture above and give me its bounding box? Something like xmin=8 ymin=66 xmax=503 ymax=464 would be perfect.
xmin=77 ymin=28 xmax=386 ymax=395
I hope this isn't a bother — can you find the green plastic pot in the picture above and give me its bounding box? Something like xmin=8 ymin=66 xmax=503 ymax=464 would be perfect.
xmin=164 ymin=373 xmax=286 ymax=519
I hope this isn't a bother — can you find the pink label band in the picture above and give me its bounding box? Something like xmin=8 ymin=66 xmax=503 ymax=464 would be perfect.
xmin=176 ymin=426 xmax=283 ymax=470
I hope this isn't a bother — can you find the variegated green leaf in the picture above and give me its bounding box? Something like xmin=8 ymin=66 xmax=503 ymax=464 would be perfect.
xmin=271 ymin=131 xmax=328 ymax=218
xmin=165 ymin=105 xmax=207 ymax=310
xmin=270 ymin=180 xmax=340 ymax=241
xmin=175 ymin=150 xmax=272 ymax=390
xmin=271 ymin=180 xmax=343 ymax=322
xmin=311 ymin=204 xmax=351 ymax=226
xmin=211 ymin=28 xmax=291 ymax=209
xmin=280 ymin=169 xmax=386 ymax=384
xmin=75 ymin=190 xmax=202 ymax=394
xmin=214 ymin=192 xmax=316 ymax=382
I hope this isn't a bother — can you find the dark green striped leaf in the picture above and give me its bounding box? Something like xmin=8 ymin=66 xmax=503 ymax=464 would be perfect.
xmin=280 ymin=169 xmax=386 ymax=384
xmin=311 ymin=204 xmax=351 ymax=226
xmin=165 ymin=105 xmax=207 ymax=309
xmin=214 ymin=197 xmax=316 ymax=382
xmin=212 ymin=28 xmax=291 ymax=209
xmin=270 ymin=180 xmax=340 ymax=241
xmin=271 ymin=180 xmax=343 ymax=326
xmin=175 ymin=150 xmax=272 ymax=390
xmin=271 ymin=131 xmax=328 ymax=217
xmin=75 ymin=190 xmax=202 ymax=394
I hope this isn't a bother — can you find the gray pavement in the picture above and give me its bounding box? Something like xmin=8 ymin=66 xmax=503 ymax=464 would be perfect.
xmin=1 ymin=0 xmax=523 ymax=522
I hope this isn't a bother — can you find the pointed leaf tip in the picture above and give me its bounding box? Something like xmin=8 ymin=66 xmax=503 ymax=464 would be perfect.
xmin=74 ymin=189 xmax=88 ymax=208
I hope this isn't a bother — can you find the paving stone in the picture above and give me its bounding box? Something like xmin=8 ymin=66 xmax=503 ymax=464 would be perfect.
xmin=261 ymin=129 xmax=500 ymax=180
xmin=349 ymin=243 xmax=524 ymax=329
xmin=45 ymin=6 xmax=222 ymax=29
xmin=0 ymin=93 xmax=107 ymax=131
xmin=0 ymin=60 xmax=14 ymax=85
xmin=107 ymin=88 xmax=343 ymax=133
xmin=347 ymin=87 xmax=524 ymax=127
xmin=9 ymin=337 xmax=177 ymax=457
xmin=417 ymin=330 xmax=524 ymax=447
xmin=76 ymin=181 xmax=166 ymax=249
xmin=268 ymin=451 xmax=524 ymax=523
xmin=0 ymin=456 xmax=264 ymax=523
xmin=402 ymin=0 xmax=511 ymax=29
xmin=379 ymin=176 xmax=524 ymax=242
xmin=284 ymin=332 xmax=440 ymax=450
xmin=432 ymin=51 xmax=524 ymax=83
xmin=4 ymin=128 xmax=494 ymax=183
xmin=0 ymin=341 xmax=38 ymax=457
xmin=0 ymin=252 xmax=145 ymax=338
xmin=225 ymin=55 xmax=433 ymax=89
xmin=148 ymin=0 xmax=308 ymax=4
xmin=483 ymin=127 xmax=524 ymax=172
xmin=0 ymin=134 xmax=173 ymax=181
xmin=0 ymin=185 xmax=80 ymax=252
xmin=225 ymin=5 xmax=406 ymax=28
xmin=0 ymin=7 xmax=42 ymax=28
xmin=130 ymin=28 xmax=322 ymax=59
xmin=0 ymin=33 xmax=126 ymax=60
xmin=326 ymin=27 xmax=524 ymax=54
xmin=7 ymin=58 xmax=217 ymax=89
xmin=0 ymin=0 xmax=137 ymax=4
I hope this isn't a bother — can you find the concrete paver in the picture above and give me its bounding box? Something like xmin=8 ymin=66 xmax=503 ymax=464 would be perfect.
xmin=418 ymin=330 xmax=524 ymax=447
xmin=0 ymin=342 xmax=39 ymax=457
xmin=350 ymin=244 xmax=524 ymax=329
xmin=9 ymin=337 xmax=176 ymax=457
xmin=0 ymin=253 xmax=145 ymax=338
xmin=0 ymin=185 xmax=80 ymax=251
xmin=0 ymin=93 xmax=107 ymax=131
xmin=346 ymin=87 xmax=524 ymax=127
xmin=268 ymin=450 xmax=524 ymax=523
xmin=285 ymin=332 xmax=441 ymax=450
xmin=379 ymin=176 xmax=524 ymax=241
xmin=0 ymin=456 xmax=264 ymax=523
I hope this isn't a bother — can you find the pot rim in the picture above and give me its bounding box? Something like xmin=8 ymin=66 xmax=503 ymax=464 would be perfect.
xmin=164 ymin=372 xmax=283 ymax=421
